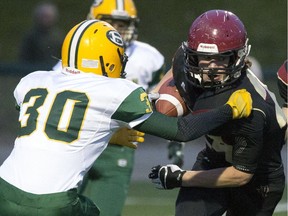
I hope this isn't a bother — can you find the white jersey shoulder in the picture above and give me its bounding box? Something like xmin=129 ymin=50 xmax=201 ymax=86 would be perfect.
xmin=125 ymin=41 xmax=164 ymax=90
xmin=0 ymin=70 xmax=150 ymax=194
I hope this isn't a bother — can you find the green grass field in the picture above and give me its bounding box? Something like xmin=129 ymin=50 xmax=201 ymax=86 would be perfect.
xmin=122 ymin=181 xmax=287 ymax=216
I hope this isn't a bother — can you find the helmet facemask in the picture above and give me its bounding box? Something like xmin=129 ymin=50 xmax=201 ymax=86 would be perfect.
xmin=182 ymin=40 xmax=250 ymax=89
xmin=99 ymin=49 xmax=128 ymax=78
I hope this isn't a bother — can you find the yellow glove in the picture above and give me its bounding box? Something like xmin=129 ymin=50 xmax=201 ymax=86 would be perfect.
xmin=226 ymin=89 xmax=252 ymax=119
xmin=109 ymin=127 xmax=145 ymax=149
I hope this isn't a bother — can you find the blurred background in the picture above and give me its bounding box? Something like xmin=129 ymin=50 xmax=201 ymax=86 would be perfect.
xmin=0 ymin=1 xmax=287 ymax=73
xmin=0 ymin=1 xmax=287 ymax=215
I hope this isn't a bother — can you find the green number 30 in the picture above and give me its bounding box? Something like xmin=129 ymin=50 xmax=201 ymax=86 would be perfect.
xmin=19 ymin=88 xmax=89 ymax=143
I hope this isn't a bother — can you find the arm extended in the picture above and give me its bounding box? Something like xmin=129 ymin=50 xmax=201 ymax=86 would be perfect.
xmin=135 ymin=104 xmax=232 ymax=142
xmin=149 ymin=164 xmax=253 ymax=189
xmin=135 ymin=89 xmax=252 ymax=142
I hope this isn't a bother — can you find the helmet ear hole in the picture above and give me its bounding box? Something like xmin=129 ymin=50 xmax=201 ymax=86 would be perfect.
xmin=108 ymin=64 xmax=115 ymax=72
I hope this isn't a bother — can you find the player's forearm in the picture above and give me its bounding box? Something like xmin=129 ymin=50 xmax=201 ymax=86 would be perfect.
xmin=135 ymin=105 xmax=232 ymax=142
xmin=182 ymin=166 xmax=253 ymax=188
xmin=174 ymin=105 xmax=232 ymax=141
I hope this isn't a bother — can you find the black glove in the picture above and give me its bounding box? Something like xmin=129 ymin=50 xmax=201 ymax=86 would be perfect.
xmin=148 ymin=164 xmax=186 ymax=189
xmin=168 ymin=141 xmax=184 ymax=168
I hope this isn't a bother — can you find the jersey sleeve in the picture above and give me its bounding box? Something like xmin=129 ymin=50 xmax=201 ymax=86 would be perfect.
xmin=111 ymin=87 xmax=153 ymax=128
xmin=231 ymin=111 xmax=265 ymax=173
xmin=13 ymin=71 xmax=47 ymax=106
xmin=135 ymin=104 xmax=233 ymax=142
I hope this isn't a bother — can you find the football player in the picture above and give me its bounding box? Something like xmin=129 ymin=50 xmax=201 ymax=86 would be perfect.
xmin=0 ymin=20 xmax=252 ymax=215
xmin=79 ymin=1 xmax=166 ymax=215
xmin=149 ymin=10 xmax=287 ymax=216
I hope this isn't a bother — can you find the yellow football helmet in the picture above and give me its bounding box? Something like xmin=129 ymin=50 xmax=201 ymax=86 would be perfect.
xmin=87 ymin=0 xmax=139 ymax=47
xmin=61 ymin=20 xmax=127 ymax=78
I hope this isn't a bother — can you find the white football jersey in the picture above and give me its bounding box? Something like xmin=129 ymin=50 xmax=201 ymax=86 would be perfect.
xmin=0 ymin=69 xmax=152 ymax=194
xmin=124 ymin=41 xmax=164 ymax=90
xmin=52 ymin=41 xmax=165 ymax=91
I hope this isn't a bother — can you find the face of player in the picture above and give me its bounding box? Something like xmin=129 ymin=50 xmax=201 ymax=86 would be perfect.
xmin=198 ymin=55 xmax=230 ymax=83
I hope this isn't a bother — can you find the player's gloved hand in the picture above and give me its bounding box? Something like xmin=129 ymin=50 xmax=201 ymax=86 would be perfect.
xmin=109 ymin=127 xmax=145 ymax=149
xmin=226 ymin=89 xmax=252 ymax=119
xmin=168 ymin=141 xmax=185 ymax=168
xmin=148 ymin=164 xmax=186 ymax=189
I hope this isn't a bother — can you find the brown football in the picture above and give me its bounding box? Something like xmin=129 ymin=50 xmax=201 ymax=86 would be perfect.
xmin=155 ymin=77 xmax=188 ymax=117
